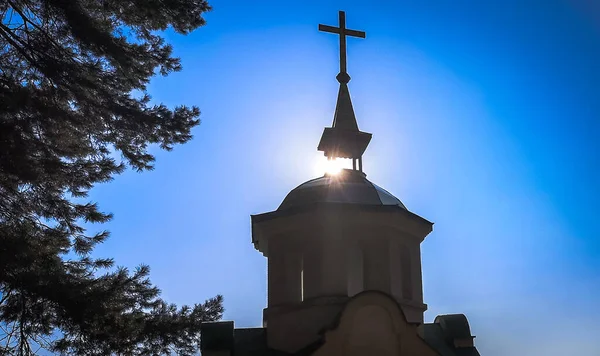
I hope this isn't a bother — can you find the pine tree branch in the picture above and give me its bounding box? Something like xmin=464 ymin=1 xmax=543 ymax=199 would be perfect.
xmin=6 ymin=0 xmax=70 ymax=60
xmin=0 ymin=23 xmax=36 ymax=65
xmin=0 ymin=289 xmax=12 ymax=305
xmin=1 ymin=0 xmax=216 ymax=353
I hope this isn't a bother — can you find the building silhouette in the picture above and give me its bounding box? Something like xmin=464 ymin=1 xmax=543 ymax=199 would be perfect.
xmin=201 ymin=11 xmax=481 ymax=356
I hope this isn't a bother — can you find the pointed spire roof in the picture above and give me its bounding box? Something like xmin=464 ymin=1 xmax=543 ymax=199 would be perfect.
xmin=332 ymin=81 xmax=359 ymax=131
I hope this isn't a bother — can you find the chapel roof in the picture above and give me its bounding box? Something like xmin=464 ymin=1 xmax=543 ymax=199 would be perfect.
xmin=419 ymin=321 xmax=481 ymax=356
xmin=200 ymin=311 xmax=481 ymax=356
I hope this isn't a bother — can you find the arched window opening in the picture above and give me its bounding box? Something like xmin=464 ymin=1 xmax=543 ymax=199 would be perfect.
xmin=300 ymin=256 xmax=304 ymax=302
xmin=400 ymin=245 xmax=412 ymax=300
xmin=347 ymin=243 xmax=364 ymax=296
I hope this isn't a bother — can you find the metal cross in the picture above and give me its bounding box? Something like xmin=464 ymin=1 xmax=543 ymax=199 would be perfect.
xmin=319 ymin=11 xmax=366 ymax=76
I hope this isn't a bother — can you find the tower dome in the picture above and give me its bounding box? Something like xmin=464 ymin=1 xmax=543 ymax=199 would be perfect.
xmin=279 ymin=169 xmax=406 ymax=211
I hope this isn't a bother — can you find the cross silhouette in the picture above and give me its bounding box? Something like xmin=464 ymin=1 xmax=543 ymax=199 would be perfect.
xmin=319 ymin=11 xmax=366 ymax=77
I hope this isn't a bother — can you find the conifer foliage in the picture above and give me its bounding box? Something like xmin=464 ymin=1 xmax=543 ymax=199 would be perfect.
xmin=0 ymin=0 xmax=223 ymax=354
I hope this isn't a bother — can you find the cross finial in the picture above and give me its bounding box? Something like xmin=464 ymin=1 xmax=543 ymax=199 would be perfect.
xmin=319 ymin=11 xmax=366 ymax=83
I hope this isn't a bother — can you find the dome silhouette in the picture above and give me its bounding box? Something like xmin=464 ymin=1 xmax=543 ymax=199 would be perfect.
xmin=279 ymin=169 xmax=406 ymax=211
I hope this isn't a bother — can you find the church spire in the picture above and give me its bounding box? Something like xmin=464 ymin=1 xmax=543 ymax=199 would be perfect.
xmin=317 ymin=11 xmax=372 ymax=172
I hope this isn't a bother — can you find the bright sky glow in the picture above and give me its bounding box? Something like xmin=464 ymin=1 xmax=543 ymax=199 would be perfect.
xmin=85 ymin=1 xmax=600 ymax=355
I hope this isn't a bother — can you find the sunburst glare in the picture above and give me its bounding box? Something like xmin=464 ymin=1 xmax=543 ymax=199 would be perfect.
xmin=314 ymin=156 xmax=352 ymax=176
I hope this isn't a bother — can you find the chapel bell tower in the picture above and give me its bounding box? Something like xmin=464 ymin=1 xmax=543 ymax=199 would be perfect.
xmin=250 ymin=11 xmax=434 ymax=354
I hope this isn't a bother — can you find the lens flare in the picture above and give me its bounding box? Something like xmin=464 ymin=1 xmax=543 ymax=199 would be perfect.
xmin=315 ymin=156 xmax=350 ymax=175
xmin=325 ymin=159 xmax=343 ymax=175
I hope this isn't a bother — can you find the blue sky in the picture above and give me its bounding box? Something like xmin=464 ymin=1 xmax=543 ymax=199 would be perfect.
xmin=89 ymin=1 xmax=599 ymax=355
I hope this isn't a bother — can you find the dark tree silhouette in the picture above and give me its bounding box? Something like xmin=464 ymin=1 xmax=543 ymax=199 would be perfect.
xmin=0 ymin=0 xmax=223 ymax=354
